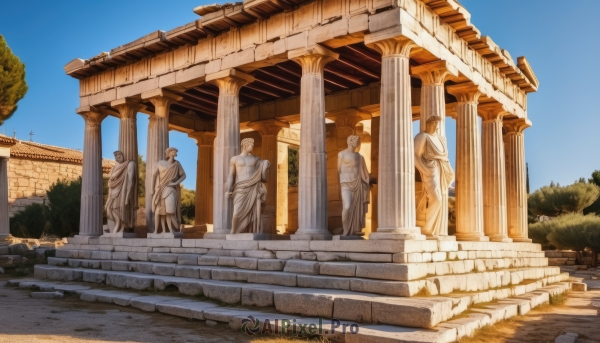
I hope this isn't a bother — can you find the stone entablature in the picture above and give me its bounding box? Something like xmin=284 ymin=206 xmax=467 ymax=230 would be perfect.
xmin=67 ymin=0 xmax=537 ymax=124
xmin=4 ymin=138 xmax=113 ymax=216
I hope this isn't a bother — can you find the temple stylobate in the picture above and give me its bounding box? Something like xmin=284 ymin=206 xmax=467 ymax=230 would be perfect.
xmin=64 ymin=0 xmax=538 ymax=242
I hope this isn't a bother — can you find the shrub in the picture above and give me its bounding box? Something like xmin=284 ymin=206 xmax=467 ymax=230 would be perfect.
xmin=180 ymin=187 xmax=195 ymax=225
xmin=529 ymin=182 xmax=600 ymax=217
xmin=46 ymin=178 xmax=81 ymax=237
xmin=288 ymin=147 xmax=299 ymax=188
xmin=9 ymin=203 xmax=47 ymax=238
xmin=539 ymin=213 xmax=600 ymax=267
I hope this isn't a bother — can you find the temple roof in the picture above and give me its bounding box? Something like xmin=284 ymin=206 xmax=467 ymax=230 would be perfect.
xmin=0 ymin=135 xmax=114 ymax=172
xmin=64 ymin=0 xmax=538 ymax=93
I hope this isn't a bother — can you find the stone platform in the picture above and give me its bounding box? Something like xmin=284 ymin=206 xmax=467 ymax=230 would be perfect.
xmin=24 ymin=236 xmax=574 ymax=342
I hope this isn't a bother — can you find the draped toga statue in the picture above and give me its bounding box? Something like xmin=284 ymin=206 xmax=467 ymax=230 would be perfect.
xmin=152 ymin=147 xmax=186 ymax=234
xmin=338 ymin=135 xmax=370 ymax=236
xmin=226 ymin=138 xmax=270 ymax=234
xmin=414 ymin=115 xmax=454 ymax=237
xmin=105 ymin=151 xmax=137 ymax=233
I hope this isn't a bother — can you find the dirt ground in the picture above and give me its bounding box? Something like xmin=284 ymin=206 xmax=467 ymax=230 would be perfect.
xmin=0 ymin=274 xmax=599 ymax=343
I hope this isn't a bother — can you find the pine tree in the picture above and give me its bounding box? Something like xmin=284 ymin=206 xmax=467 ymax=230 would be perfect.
xmin=0 ymin=35 xmax=28 ymax=125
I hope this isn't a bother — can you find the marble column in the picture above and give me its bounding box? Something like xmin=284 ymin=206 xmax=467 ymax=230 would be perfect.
xmin=479 ymin=103 xmax=512 ymax=242
xmin=504 ymin=118 xmax=532 ymax=243
xmin=289 ymin=45 xmax=338 ymax=241
xmin=204 ymin=69 xmax=255 ymax=239
xmin=365 ymin=35 xmax=422 ymax=240
xmin=248 ymin=120 xmax=289 ymax=235
xmin=370 ymin=116 xmax=379 ymax=234
xmin=188 ymin=131 xmax=216 ymax=236
xmin=0 ymin=157 xmax=9 ymax=239
xmin=277 ymin=142 xmax=289 ymax=233
xmin=447 ymin=83 xmax=488 ymax=241
xmin=412 ymin=61 xmax=458 ymax=237
xmin=140 ymin=89 xmax=182 ymax=233
xmin=77 ymin=109 xmax=106 ymax=237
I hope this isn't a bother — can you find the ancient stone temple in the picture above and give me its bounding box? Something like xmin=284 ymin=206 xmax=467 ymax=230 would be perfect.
xmin=21 ymin=1 xmax=576 ymax=342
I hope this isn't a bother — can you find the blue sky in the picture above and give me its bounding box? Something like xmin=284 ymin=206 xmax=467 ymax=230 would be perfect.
xmin=0 ymin=0 xmax=598 ymax=190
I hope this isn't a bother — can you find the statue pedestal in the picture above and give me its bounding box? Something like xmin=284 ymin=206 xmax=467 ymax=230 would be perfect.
xmin=426 ymin=235 xmax=456 ymax=241
xmin=226 ymin=233 xmax=290 ymax=241
xmin=148 ymin=232 xmax=184 ymax=239
xmin=332 ymin=235 xmax=364 ymax=241
xmin=101 ymin=232 xmax=137 ymax=238
xmin=369 ymin=229 xmax=426 ymax=241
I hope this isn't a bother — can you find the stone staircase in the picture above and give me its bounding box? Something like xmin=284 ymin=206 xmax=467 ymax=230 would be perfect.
xmin=21 ymin=236 xmax=574 ymax=342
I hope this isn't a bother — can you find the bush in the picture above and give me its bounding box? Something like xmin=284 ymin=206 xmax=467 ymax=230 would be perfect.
xmin=529 ymin=182 xmax=600 ymax=217
xmin=529 ymin=219 xmax=558 ymax=250
xmin=288 ymin=147 xmax=299 ymax=188
xmin=9 ymin=202 xmax=48 ymax=238
xmin=46 ymin=178 xmax=81 ymax=237
xmin=181 ymin=187 xmax=195 ymax=225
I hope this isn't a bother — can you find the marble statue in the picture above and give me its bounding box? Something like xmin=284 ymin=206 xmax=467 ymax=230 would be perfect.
xmin=105 ymin=151 xmax=137 ymax=233
xmin=414 ymin=115 xmax=454 ymax=237
xmin=338 ymin=135 xmax=370 ymax=236
xmin=226 ymin=138 xmax=270 ymax=234
xmin=152 ymin=147 xmax=186 ymax=234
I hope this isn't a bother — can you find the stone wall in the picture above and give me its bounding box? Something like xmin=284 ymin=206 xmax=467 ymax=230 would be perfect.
xmin=8 ymin=158 xmax=84 ymax=216
xmin=545 ymin=250 xmax=600 ymax=266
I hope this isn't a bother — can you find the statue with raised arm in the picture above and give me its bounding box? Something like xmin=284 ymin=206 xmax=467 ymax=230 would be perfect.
xmin=338 ymin=135 xmax=370 ymax=236
xmin=152 ymin=147 xmax=186 ymax=234
xmin=414 ymin=115 xmax=454 ymax=237
xmin=105 ymin=151 xmax=137 ymax=233
xmin=226 ymin=138 xmax=270 ymax=234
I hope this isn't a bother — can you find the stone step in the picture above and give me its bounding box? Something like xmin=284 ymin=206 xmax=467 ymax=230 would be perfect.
xmin=53 ymin=249 xmax=551 ymax=281
xmin=7 ymin=277 xmax=569 ymax=343
xmin=48 ymin=256 xmax=563 ymax=297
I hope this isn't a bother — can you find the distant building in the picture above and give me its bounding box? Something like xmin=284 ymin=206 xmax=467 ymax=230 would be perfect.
xmin=1 ymin=135 xmax=113 ymax=216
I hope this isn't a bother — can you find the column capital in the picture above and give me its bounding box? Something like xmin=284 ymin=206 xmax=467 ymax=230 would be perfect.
xmin=365 ymin=26 xmax=421 ymax=58
xmin=326 ymin=109 xmax=371 ymax=129
xmin=289 ymin=44 xmax=339 ymax=74
xmin=447 ymin=82 xmax=482 ymax=103
xmin=247 ymin=119 xmax=289 ymax=136
xmin=206 ymin=69 xmax=255 ymax=96
xmin=110 ymin=98 xmax=146 ymax=119
xmin=503 ymin=118 xmax=532 ymax=134
xmin=141 ymin=89 xmax=182 ymax=118
xmin=77 ymin=107 xmax=107 ymax=125
xmin=411 ymin=60 xmax=459 ymax=86
xmin=188 ymin=131 xmax=216 ymax=146
xmin=478 ymin=102 xmax=510 ymax=122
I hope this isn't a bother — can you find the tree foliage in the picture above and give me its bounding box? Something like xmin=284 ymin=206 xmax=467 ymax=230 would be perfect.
xmin=45 ymin=178 xmax=82 ymax=237
xmin=9 ymin=203 xmax=47 ymax=238
xmin=528 ymin=182 xmax=600 ymax=217
xmin=584 ymin=170 xmax=600 ymax=215
xmin=288 ymin=147 xmax=299 ymax=188
xmin=545 ymin=213 xmax=600 ymax=266
xmin=0 ymin=35 xmax=28 ymax=125
xmin=181 ymin=187 xmax=195 ymax=225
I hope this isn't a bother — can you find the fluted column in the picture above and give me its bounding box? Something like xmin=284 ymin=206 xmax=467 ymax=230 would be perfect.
xmin=204 ymin=69 xmax=255 ymax=239
xmin=77 ymin=109 xmax=106 ymax=237
xmin=141 ymin=89 xmax=182 ymax=233
xmin=447 ymin=83 xmax=488 ymax=241
xmin=412 ymin=61 xmax=458 ymax=237
xmin=504 ymin=119 xmax=532 ymax=243
xmin=248 ymin=120 xmax=289 ymax=235
xmin=188 ymin=131 xmax=216 ymax=235
xmin=111 ymin=99 xmax=145 ymax=162
xmin=365 ymin=35 xmax=422 ymax=240
xmin=0 ymin=157 xmax=9 ymax=239
xmin=289 ymin=45 xmax=338 ymax=241
xmin=479 ymin=103 xmax=512 ymax=242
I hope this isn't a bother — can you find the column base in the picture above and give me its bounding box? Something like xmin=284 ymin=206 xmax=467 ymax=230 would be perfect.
xmin=75 ymin=234 xmax=102 ymax=238
xmin=455 ymin=233 xmax=490 ymax=242
xmin=226 ymin=233 xmax=290 ymax=241
xmin=182 ymin=225 xmax=208 ymax=239
xmin=426 ymin=235 xmax=456 ymax=241
xmin=333 ymin=235 xmax=365 ymax=241
xmin=510 ymin=237 xmax=533 ymax=243
xmin=370 ymin=227 xmax=425 ymax=241
xmin=203 ymin=233 xmax=229 ymax=240
xmin=290 ymin=232 xmax=333 ymax=241
xmin=101 ymin=232 xmax=137 ymax=238
xmin=487 ymin=235 xmax=513 ymax=243
xmin=0 ymin=234 xmax=12 ymax=241
xmin=148 ymin=232 xmax=184 ymax=239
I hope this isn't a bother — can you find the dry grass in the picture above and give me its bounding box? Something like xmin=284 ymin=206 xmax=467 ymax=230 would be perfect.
xmin=458 ymin=318 xmax=520 ymax=343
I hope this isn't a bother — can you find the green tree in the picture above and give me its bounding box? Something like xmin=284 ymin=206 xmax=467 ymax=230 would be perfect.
xmin=288 ymin=147 xmax=299 ymax=188
xmin=138 ymin=154 xmax=146 ymax=204
xmin=180 ymin=186 xmax=195 ymax=225
xmin=546 ymin=213 xmax=600 ymax=267
xmin=584 ymin=170 xmax=600 ymax=215
xmin=0 ymin=35 xmax=28 ymax=125
xmin=9 ymin=203 xmax=47 ymax=238
xmin=528 ymin=182 xmax=600 ymax=217
xmin=46 ymin=178 xmax=82 ymax=237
